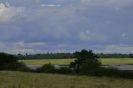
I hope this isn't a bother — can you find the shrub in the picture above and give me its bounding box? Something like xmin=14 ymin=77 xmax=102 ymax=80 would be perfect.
xmin=93 ymin=67 xmax=120 ymax=77
xmin=36 ymin=63 xmax=56 ymax=73
xmin=57 ymin=67 xmax=72 ymax=74
xmin=4 ymin=62 xmax=32 ymax=72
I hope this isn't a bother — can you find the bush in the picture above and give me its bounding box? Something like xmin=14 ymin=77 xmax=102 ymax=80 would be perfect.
xmin=57 ymin=67 xmax=72 ymax=74
xmin=3 ymin=62 xmax=32 ymax=72
xmin=93 ymin=67 xmax=120 ymax=77
xmin=86 ymin=67 xmax=133 ymax=79
xmin=36 ymin=63 xmax=56 ymax=73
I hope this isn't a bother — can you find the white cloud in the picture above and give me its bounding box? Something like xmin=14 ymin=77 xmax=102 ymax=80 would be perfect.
xmin=0 ymin=2 xmax=25 ymax=23
xmin=80 ymin=0 xmax=133 ymax=9
xmin=121 ymin=33 xmax=127 ymax=38
xmin=40 ymin=4 xmax=61 ymax=7
xmin=79 ymin=30 xmax=107 ymax=41
xmin=100 ymin=45 xmax=133 ymax=54
xmin=0 ymin=42 xmax=48 ymax=54
xmin=79 ymin=30 xmax=91 ymax=40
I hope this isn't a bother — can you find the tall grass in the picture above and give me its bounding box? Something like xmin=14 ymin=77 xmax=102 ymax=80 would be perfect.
xmin=0 ymin=71 xmax=133 ymax=88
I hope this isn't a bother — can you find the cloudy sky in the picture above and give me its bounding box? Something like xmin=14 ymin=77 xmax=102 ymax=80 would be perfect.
xmin=0 ymin=0 xmax=133 ymax=54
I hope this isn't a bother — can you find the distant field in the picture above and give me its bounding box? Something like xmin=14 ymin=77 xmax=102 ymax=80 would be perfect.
xmin=19 ymin=58 xmax=133 ymax=65
xmin=100 ymin=58 xmax=133 ymax=65
xmin=0 ymin=71 xmax=133 ymax=88
xmin=20 ymin=59 xmax=74 ymax=65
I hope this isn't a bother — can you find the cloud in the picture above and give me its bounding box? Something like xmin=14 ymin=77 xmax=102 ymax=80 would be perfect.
xmin=0 ymin=0 xmax=132 ymax=54
xmin=40 ymin=4 xmax=61 ymax=7
xmin=78 ymin=30 xmax=107 ymax=41
xmin=100 ymin=45 xmax=133 ymax=54
xmin=0 ymin=2 xmax=25 ymax=23
xmin=80 ymin=0 xmax=133 ymax=7
xmin=121 ymin=33 xmax=127 ymax=38
xmin=0 ymin=41 xmax=48 ymax=54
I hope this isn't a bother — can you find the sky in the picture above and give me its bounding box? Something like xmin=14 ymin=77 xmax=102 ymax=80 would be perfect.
xmin=0 ymin=0 xmax=133 ymax=54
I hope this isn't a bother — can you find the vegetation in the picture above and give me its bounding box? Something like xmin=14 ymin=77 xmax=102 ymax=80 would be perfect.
xmin=1 ymin=50 xmax=133 ymax=80
xmin=17 ymin=53 xmax=74 ymax=60
xmin=0 ymin=71 xmax=133 ymax=88
xmin=36 ymin=63 xmax=56 ymax=73
xmin=0 ymin=53 xmax=30 ymax=72
xmin=36 ymin=63 xmax=72 ymax=74
xmin=98 ymin=53 xmax=133 ymax=58
xmin=19 ymin=59 xmax=75 ymax=65
xmin=100 ymin=58 xmax=133 ymax=65
xmin=70 ymin=49 xmax=101 ymax=73
xmin=20 ymin=58 xmax=133 ymax=65
xmin=17 ymin=53 xmax=133 ymax=60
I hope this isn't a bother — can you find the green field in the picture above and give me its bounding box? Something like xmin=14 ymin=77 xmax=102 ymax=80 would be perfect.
xmin=100 ymin=58 xmax=133 ymax=65
xmin=20 ymin=59 xmax=75 ymax=65
xmin=0 ymin=71 xmax=133 ymax=88
xmin=19 ymin=58 xmax=133 ymax=65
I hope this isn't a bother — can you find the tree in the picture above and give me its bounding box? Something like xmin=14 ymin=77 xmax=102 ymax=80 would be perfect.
xmin=70 ymin=49 xmax=101 ymax=74
xmin=129 ymin=54 xmax=133 ymax=58
xmin=0 ymin=53 xmax=17 ymax=69
xmin=0 ymin=53 xmax=30 ymax=71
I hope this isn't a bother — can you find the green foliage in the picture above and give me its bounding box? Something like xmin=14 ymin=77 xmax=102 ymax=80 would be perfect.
xmin=98 ymin=53 xmax=131 ymax=58
xmin=17 ymin=53 xmax=74 ymax=60
xmin=129 ymin=54 xmax=133 ymax=58
xmin=0 ymin=53 xmax=17 ymax=70
xmin=17 ymin=52 xmax=133 ymax=60
xmin=57 ymin=67 xmax=72 ymax=74
xmin=36 ymin=64 xmax=72 ymax=74
xmin=36 ymin=63 xmax=56 ymax=73
xmin=70 ymin=49 xmax=101 ymax=73
xmin=0 ymin=53 xmax=31 ymax=71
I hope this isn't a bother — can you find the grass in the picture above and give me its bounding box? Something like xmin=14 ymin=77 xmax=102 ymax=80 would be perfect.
xmin=19 ymin=59 xmax=75 ymax=65
xmin=0 ymin=71 xmax=133 ymax=88
xmin=19 ymin=58 xmax=133 ymax=65
xmin=100 ymin=58 xmax=133 ymax=65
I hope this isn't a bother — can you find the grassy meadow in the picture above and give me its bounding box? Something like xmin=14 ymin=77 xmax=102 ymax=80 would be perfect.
xmin=100 ymin=58 xmax=133 ymax=65
xmin=19 ymin=58 xmax=133 ymax=65
xmin=0 ymin=71 xmax=133 ymax=88
xmin=19 ymin=59 xmax=74 ymax=65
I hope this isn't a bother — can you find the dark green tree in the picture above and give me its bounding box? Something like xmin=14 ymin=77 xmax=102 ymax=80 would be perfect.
xmin=129 ymin=54 xmax=133 ymax=58
xmin=0 ymin=53 xmax=30 ymax=71
xmin=70 ymin=49 xmax=101 ymax=74
xmin=0 ymin=53 xmax=17 ymax=69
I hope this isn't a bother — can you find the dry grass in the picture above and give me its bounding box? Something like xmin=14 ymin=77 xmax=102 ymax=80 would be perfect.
xmin=0 ymin=71 xmax=133 ymax=88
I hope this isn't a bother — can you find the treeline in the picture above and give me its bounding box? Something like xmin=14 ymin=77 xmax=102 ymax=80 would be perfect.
xmin=16 ymin=53 xmax=133 ymax=60
xmin=97 ymin=53 xmax=133 ymax=58
xmin=17 ymin=53 xmax=75 ymax=60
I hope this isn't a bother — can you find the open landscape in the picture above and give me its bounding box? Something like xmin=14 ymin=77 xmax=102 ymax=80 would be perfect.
xmin=0 ymin=71 xmax=133 ymax=88
xmin=20 ymin=58 xmax=133 ymax=65
xmin=0 ymin=0 xmax=133 ymax=88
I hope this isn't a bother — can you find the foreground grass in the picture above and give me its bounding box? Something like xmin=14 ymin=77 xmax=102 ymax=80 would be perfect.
xmin=0 ymin=71 xmax=133 ymax=88
xmin=20 ymin=58 xmax=133 ymax=65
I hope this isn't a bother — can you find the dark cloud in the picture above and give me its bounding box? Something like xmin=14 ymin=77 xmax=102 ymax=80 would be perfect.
xmin=0 ymin=0 xmax=133 ymax=53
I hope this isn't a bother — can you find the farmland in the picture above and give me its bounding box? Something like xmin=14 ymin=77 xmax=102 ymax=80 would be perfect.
xmin=19 ymin=58 xmax=133 ymax=65
xmin=0 ymin=71 xmax=133 ymax=88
